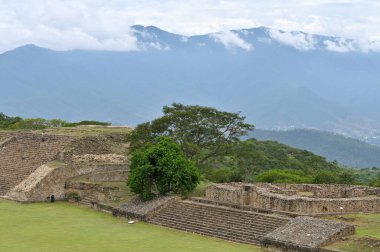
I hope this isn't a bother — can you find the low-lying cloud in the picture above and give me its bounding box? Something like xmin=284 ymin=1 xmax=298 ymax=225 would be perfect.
xmin=324 ymin=39 xmax=356 ymax=53
xmin=269 ymin=29 xmax=316 ymax=51
xmin=211 ymin=30 xmax=253 ymax=51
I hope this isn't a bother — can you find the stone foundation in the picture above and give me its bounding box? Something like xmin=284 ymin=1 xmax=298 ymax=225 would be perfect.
xmin=205 ymin=183 xmax=380 ymax=214
xmin=262 ymin=216 xmax=355 ymax=251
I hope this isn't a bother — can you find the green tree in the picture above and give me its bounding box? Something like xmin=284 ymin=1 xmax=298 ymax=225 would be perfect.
xmin=127 ymin=137 xmax=200 ymax=200
xmin=0 ymin=113 xmax=22 ymax=129
xmin=129 ymin=103 xmax=254 ymax=166
xmin=313 ymin=170 xmax=339 ymax=184
xmin=338 ymin=170 xmax=357 ymax=184
xmin=369 ymin=174 xmax=380 ymax=187
xmin=47 ymin=119 xmax=67 ymax=128
xmin=11 ymin=118 xmax=48 ymax=130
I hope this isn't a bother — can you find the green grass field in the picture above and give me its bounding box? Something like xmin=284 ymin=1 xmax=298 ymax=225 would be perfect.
xmin=325 ymin=213 xmax=380 ymax=252
xmin=0 ymin=199 xmax=262 ymax=252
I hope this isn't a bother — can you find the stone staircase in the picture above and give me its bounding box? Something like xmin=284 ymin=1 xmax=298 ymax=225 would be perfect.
xmin=148 ymin=200 xmax=290 ymax=245
xmin=80 ymin=192 xmax=98 ymax=207
xmin=0 ymin=133 xmax=74 ymax=196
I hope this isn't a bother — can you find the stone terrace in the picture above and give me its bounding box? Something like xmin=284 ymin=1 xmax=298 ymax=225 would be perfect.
xmin=0 ymin=132 xmax=74 ymax=196
xmin=148 ymin=200 xmax=290 ymax=245
xmin=262 ymin=216 xmax=355 ymax=250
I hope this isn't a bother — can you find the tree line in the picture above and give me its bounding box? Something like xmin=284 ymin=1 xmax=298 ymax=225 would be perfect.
xmin=0 ymin=112 xmax=110 ymax=130
xmin=127 ymin=103 xmax=380 ymax=200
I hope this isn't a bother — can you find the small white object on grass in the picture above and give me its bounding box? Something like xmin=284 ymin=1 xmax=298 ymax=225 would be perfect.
xmin=128 ymin=220 xmax=135 ymax=224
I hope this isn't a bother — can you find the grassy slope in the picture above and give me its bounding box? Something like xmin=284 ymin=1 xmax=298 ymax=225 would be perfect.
xmin=325 ymin=213 xmax=380 ymax=252
xmin=0 ymin=199 xmax=261 ymax=252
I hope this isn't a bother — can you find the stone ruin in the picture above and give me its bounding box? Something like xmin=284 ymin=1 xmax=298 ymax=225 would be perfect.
xmin=0 ymin=131 xmax=129 ymax=202
xmin=262 ymin=216 xmax=355 ymax=251
xmin=205 ymin=182 xmax=380 ymax=215
xmin=0 ymin=132 xmax=373 ymax=252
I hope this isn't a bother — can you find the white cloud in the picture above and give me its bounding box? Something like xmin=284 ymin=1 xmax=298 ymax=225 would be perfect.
xmin=0 ymin=0 xmax=138 ymax=53
xmin=211 ymin=30 xmax=253 ymax=51
xmin=269 ymin=29 xmax=316 ymax=51
xmin=323 ymin=38 xmax=356 ymax=53
xmin=140 ymin=42 xmax=170 ymax=51
xmin=180 ymin=36 xmax=189 ymax=43
xmin=0 ymin=0 xmax=379 ymax=53
xmin=356 ymin=40 xmax=380 ymax=53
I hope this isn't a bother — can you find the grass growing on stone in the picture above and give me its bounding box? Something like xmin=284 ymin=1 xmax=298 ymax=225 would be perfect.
xmin=0 ymin=199 xmax=262 ymax=252
xmin=324 ymin=213 xmax=380 ymax=252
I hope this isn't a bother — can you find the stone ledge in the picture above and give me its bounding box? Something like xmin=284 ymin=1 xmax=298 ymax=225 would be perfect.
xmin=262 ymin=216 xmax=355 ymax=250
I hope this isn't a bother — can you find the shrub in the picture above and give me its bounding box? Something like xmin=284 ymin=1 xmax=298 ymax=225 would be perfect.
xmin=255 ymin=169 xmax=311 ymax=184
xmin=313 ymin=170 xmax=339 ymax=184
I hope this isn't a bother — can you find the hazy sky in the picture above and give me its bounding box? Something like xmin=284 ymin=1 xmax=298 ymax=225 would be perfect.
xmin=0 ymin=0 xmax=379 ymax=52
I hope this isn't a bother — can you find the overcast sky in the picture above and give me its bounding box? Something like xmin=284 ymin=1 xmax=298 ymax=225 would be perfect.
xmin=0 ymin=0 xmax=379 ymax=52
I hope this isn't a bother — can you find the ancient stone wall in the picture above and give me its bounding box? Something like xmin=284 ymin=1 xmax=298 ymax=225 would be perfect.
xmin=6 ymin=162 xmax=75 ymax=201
xmin=205 ymin=183 xmax=380 ymax=214
xmin=0 ymin=133 xmax=74 ymax=196
xmin=89 ymin=170 xmax=129 ymax=182
xmin=205 ymin=183 xmax=248 ymax=205
xmin=1 ymin=131 xmax=129 ymax=202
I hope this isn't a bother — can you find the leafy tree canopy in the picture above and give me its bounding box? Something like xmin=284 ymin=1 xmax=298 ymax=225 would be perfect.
xmin=129 ymin=103 xmax=254 ymax=166
xmin=127 ymin=137 xmax=200 ymax=200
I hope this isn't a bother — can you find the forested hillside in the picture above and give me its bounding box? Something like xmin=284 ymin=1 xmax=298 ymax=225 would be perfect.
xmin=251 ymin=129 xmax=380 ymax=168
xmin=203 ymin=138 xmax=354 ymax=184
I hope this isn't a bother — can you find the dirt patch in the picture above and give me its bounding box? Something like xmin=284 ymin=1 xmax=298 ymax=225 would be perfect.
xmin=355 ymin=236 xmax=380 ymax=249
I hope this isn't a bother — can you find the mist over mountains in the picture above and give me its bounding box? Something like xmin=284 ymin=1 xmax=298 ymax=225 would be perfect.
xmin=1 ymin=25 xmax=380 ymax=145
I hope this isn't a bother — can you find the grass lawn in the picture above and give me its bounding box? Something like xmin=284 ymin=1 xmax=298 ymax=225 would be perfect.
xmin=325 ymin=213 xmax=380 ymax=252
xmin=0 ymin=199 xmax=262 ymax=252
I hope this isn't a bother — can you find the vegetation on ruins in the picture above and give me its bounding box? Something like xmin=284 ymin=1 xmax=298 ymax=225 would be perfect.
xmin=0 ymin=112 xmax=110 ymax=130
xmin=128 ymin=137 xmax=200 ymax=200
xmin=129 ymin=103 xmax=254 ymax=166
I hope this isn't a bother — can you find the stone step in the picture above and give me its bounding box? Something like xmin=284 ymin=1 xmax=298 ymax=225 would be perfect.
xmin=154 ymin=207 xmax=282 ymax=229
xmin=152 ymin=214 xmax=272 ymax=235
xmin=148 ymin=200 xmax=289 ymax=245
xmin=149 ymin=220 xmax=262 ymax=245
xmin=163 ymin=201 xmax=288 ymax=225
xmin=80 ymin=194 xmax=98 ymax=206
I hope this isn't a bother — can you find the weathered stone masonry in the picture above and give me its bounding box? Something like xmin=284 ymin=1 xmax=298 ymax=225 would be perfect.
xmin=206 ymin=183 xmax=380 ymax=214
xmin=0 ymin=133 xmax=74 ymax=196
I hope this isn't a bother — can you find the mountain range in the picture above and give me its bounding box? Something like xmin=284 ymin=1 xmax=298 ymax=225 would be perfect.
xmin=1 ymin=25 xmax=380 ymax=145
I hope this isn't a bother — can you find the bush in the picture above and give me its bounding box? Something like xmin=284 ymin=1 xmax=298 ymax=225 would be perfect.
xmin=63 ymin=120 xmax=111 ymax=127
xmin=313 ymin=170 xmax=339 ymax=184
xmin=127 ymin=137 xmax=200 ymax=200
xmin=370 ymin=174 xmax=380 ymax=187
xmin=67 ymin=191 xmax=80 ymax=202
xmin=255 ymin=169 xmax=311 ymax=184
xmin=11 ymin=118 xmax=49 ymax=130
